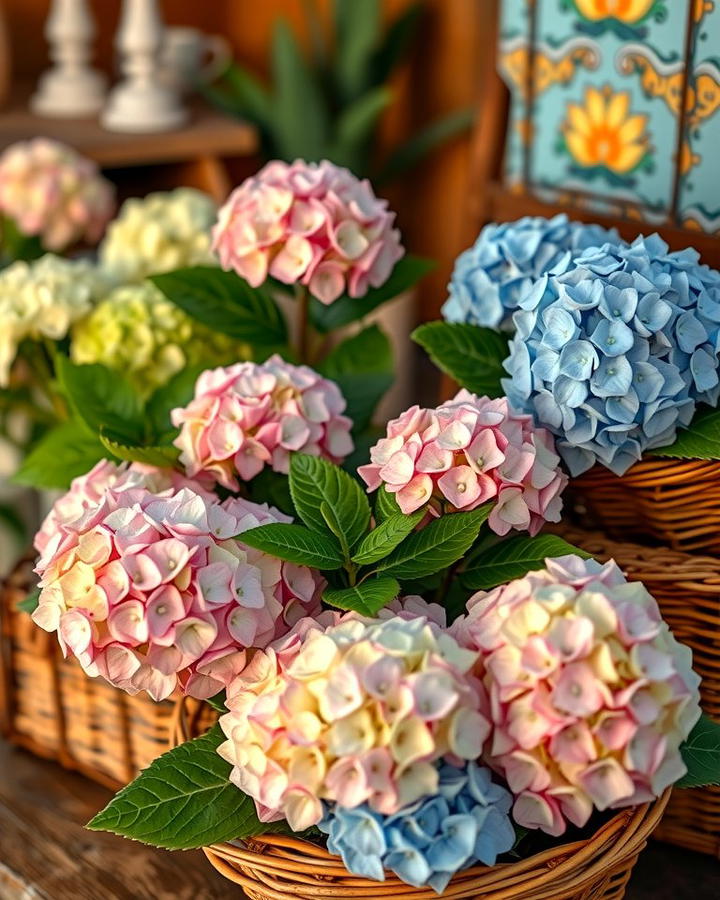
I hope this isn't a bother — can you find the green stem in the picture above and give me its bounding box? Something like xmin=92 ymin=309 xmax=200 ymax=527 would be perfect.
xmin=295 ymin=285 xmax=310 ymax=364
xmin=25 ymin=344 xmax=67 ymax=423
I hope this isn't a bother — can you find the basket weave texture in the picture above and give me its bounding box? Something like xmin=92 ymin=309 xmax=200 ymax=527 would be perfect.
xmin=571 ymin=458 xmax=720 ymax=554
xmin=174 ymin=698 xmax=669 ymax=900
xmin=0 ymin=554 xmax=174 ymax=790
xmin=558 ymin=526 xmax=720 ymax=857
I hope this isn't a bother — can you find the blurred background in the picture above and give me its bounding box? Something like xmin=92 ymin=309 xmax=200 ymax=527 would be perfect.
xmin=0 ymin=0 xmax=483 ymax=324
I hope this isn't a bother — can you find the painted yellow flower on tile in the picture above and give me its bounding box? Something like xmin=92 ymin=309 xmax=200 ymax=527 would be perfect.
xmin=573 ymin=0 xmax=656 ymax=22
xmin=564 ymin=86 xmax=649 ymax=174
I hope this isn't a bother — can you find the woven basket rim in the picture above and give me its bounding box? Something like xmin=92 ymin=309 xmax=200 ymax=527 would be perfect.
xmin=575 ymin=456 xmax=720 ymax=484
xmin=173 ymin=698 xmax=670 ymax=900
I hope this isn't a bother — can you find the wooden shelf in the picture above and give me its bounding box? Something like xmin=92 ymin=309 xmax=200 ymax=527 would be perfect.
xmin=0 ymin=84 xmax=259 ymax=201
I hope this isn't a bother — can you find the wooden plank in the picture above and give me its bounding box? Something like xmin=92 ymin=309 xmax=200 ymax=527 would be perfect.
xmin=0 ymin=739 xmax=242 ymax=899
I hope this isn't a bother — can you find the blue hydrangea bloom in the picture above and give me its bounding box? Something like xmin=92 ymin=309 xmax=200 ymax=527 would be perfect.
xmin=442 ymin=214 xmax=621 ymax=329
xmin=319 ymin=762 xmax=515 ymax=894
xmin=502 ymin=234 xmax=720 ymax=476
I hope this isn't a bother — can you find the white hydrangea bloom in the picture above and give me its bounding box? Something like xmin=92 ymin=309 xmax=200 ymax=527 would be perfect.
xmin=0 ymin=254 xmax=106 ymax=386
xmin=99 ymin=188 xmax=218 ymax=283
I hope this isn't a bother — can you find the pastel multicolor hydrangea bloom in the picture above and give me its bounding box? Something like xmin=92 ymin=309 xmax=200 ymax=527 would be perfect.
xmin=212 ymin=159 xmax=404 ymax=305
xmin=319 ymin=761 xmax=515 ymax=893
xmin=33 ymin=458 xmax=215 ymax=557
xmin=442 ymin=215 xmax=621 ymax=329
xmin=503 ymin=235 xmax=720 ymax=475
xmin=451 ymin=555 xmax=702 ymax=837
xmin=0 ymin=254 xmax=108 ymax=386
xmin=358 ymin=390 xmax=567 ymax=536
xmin=217 ymin=601 xmax=491 ymax=831
xmin=0 ymin=138 xmax=115 ymax=251
xmin=71 ymin=281 xmax=248 ymax=397
xmin=32 ymin=485 xmax=324 ymax=701
xmin=99 ymin=188 xmax=217 ymax=283
xmin=172 ymin=355 xmax=354 ymax=490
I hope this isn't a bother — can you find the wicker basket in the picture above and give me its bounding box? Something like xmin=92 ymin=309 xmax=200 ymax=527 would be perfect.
xmin=571 ymin=458 xmax=720 ymax=555
xmin=558 ymin=526 xmax=720 ymax=857
xmin=0 ymin=554 xmax=174 ymax=790
xmin=174 ymin=698 xmax=669 ymax=900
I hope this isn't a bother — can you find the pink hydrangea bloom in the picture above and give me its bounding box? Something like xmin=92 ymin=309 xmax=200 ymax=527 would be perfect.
xmin=212 ymin=159 xmax=404 ymax=304
xmin=172 ymin=355 xmax=354 ymax=490
xmin=358 ymin=390 xmax=568 ymax=535
xmin=218 ymin=600 xmax=490 ymax=831
xmin=0 ymin=138 xmax=115 ymax=251
xmin=32 ymin=484 xmax=324 ymax=701
xmin=450 ymin=555 xmax=702 ymax=836
xmin=34 ymin=459 xmax=215 ymax=557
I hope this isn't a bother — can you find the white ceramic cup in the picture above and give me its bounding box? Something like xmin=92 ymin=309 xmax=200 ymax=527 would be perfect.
xmin=160 ymin=26 xmax=231 ymax=92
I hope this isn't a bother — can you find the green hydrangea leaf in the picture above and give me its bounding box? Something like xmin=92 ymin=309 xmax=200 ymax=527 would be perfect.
xmin=238 ymin=522 xmax=345 ymax=570
xmin=374 ymin=486 xmax=401 ymax=522
xmin=678 ymin=714 xmax=720 ymax=788
xmin=412 ymin=321 xmax=509 ymax=397
xmin=374 ymin=505 xmax=491 ymax=580
xmin=289 ymin=454 xmax=371 ymax=552
xmin=324 ymin=576 xmax=400 ymax=616
xmin=352 ymin=511 xmax=424 ymax=565
xmin=56 ymin=357 xmax=143 ymax=443
xmin=13 ymin=420 xmax=106 ymax=490
xmin=87 ymin=724 xmax=289 ymax=849
xmin=461 ymin=535 xmax=591 ymax=591
xmin=99 ymin=432 xmax=180 ymax=469
xmin=151 ymin=266 xmax=287 ymax=352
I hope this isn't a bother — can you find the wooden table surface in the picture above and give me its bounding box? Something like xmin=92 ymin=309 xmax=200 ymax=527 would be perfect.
xmin=0 ymin=739 xmax=244 ymax=899
xmin=0 ymin=737 xmax=718 ymax=899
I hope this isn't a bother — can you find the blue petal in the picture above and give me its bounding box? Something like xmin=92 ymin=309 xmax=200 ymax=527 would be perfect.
xmin=633 ymin=293 xmax=672 ymax=336
xmin=558 ymin=340 xmax=598 ymax=380
xmin=532 ymin=347 xmax=560 ymax=382
xmin=675 ymin=311 xmax=708 ymax=353
xmin=590 ymin=355 xmax=633 ymax=398
xmin=540 ymin=304 xmax=579 ymax=349
xmin=632 ymin=362 xmax=664 ymax=403
xmin=690 ymin=347 xmax=720 ymax=392
xmin=426 ymin=815 xmax=477 ymax=871
xmin=552 ymin=374 xmax=589 ymax=408
xmin=606 ymin=390 xmax=640 ymax=424
xmin=598 ymin=285 xmax=638 ymax=322
xmin=385 ymin=846 xmax=433 ymax=888
xmin=590 ymin=318 xmax=635 ymax=357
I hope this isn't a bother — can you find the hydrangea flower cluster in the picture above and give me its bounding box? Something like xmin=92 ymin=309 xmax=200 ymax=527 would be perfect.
xmin=358 ymin=390 xmax=567 ymax=536
xmin=0 ymin=254 xmax=107 ymax=386
xmin=71 ymin=281 xmax=247 ymax=397
xmin=212 ymin=159 xmax=404 ymax=305
xmin=0 ymin=138 xmax=115 ymax=251
xmin=217 ymin=603 xmax=490 ymax=831
xmin=99 ymin=188 xmax=217 ymax=284
xmin=503 ymin=235 xmax=720 ymax=475
xmin=32 ymin=484 xmax=324 ymax=701
xmin=33 ymin=458 xmax=215 ymax=557
xmin=451 ymin=555 xmax=702 ymax=837
xmin=172 ymin=355 xmax=354 ymax=489
xmin=443 ymin=214 xmax=620 ymax=329
xmin=319 ymin=761 xmax=515 ymax=893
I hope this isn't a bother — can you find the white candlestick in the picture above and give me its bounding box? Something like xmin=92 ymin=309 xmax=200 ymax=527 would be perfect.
xmin=31 ymin=0 xmax=106 ymax=117
xmin=102 ymin=0 xmax=187 ymax=133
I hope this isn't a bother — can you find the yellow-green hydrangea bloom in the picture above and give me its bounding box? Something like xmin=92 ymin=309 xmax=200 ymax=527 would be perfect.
xmin=99 ymin=188 xmax=218 ymax=284
xmin=0 ymin=254 xmax=108 ymax=386
xmin=70 ymin=281 xmax=248 ymax=396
